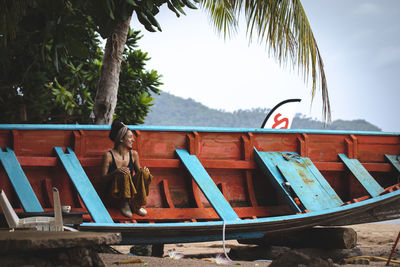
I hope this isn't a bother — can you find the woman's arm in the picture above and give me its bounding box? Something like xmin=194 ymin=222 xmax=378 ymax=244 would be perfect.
xmin=131 ymin=150 xmax=141 ymax=173
xmin=131 ymin=150 xmax=149 ymax=173
xmin=101 ymin=151 xmax=113 ymax=179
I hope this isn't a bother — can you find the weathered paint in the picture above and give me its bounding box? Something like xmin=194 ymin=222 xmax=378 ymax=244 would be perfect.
xmin=301 ymin=158 xmax=344 ymax=206
xmin=339 ymin=154 xmax=385 ymax=197
xmin=254 ymin=149 xmax=302 ymax=213
xmin=277 ymin=162 xmax=343 ymax=212
xmin=256 ymin=151 xmax=343 ymax=212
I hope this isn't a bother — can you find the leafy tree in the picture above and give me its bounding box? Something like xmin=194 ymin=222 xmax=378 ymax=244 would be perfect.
xmin=0 ymin=1 xmax=98 ymax=123
xmin=0 ymin=0 xmax=161 ymax=124
xmin=1 ymin=0 xmax=330 ymax=125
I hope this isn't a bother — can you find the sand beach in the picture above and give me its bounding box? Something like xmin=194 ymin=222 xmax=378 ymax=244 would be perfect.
xmin=98 ymin=223 xmax=400 ymax=266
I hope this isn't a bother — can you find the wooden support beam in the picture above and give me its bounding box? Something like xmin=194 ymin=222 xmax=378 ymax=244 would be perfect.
xmin=160 ymin=179 xmax=175 ymax=208
xmin=345 ymin=135 xmax=358 ymax=159
xmin=217 ymin=182 xmax=229 ymax=201
xmin=187 ymin=131 xmax=200 ymax=156
xmin=41 ymin=178 xmax=54 ymax=208
xmin=11 ymin=130 xmax=20 ymax=155
xmin=240 ymin=227 xmax=357 ymax=249
xmin=245 ymin=170 xmax=258 ymax=207
xmin=73 ymin=130 xmax=86 ymax=157
xmin=176 ymin=149 xmax=239 ymax=221
xmin=339 ymin=153 xmax=384 ymax=197
xmin=0 ymin=147 xmax=43 ymax=212
xmin=55 ymin=147 xmax=113 ymax=223
xmin=192 ymin=179 xmax=204 ymax=208
xmin=385 ymin=154 xmax=400 ymax=173
xmin=241 ymin=133 xmax=254 ymax=160
xmin=298 ymin=133 xmax=309 ymax=158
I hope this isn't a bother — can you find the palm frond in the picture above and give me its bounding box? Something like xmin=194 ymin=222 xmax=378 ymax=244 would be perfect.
xmin=201 ymin=0 xmax=331 ymax=123
xmin=199 ymin=0 xmax=238 ymax=39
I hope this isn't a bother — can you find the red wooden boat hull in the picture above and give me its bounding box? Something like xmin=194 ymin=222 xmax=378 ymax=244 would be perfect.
xmin=0 ymin=125 xmax=399 ymax=244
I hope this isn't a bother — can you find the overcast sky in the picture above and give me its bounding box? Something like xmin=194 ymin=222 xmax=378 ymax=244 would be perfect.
xmin=130 ymin=1 xmax=400 ymax=132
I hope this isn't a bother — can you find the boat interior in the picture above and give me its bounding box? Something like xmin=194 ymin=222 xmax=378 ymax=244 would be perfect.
xmin=0 ymin=126 xmax=399 ymax=229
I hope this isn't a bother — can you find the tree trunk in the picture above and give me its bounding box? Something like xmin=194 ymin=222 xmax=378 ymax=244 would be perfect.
xmin=94 ymin=17 xmax=131 ymax=125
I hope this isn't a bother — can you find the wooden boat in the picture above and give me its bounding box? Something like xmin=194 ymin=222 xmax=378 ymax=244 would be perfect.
xmin=0 ymin=124 xmax=399 ymax=244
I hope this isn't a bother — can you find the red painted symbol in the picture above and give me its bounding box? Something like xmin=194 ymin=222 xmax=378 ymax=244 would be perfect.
xmin=272 ymin=113 xmax=289 ymax=129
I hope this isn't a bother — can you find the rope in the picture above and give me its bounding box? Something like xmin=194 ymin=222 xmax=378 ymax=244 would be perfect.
xmin=282 ymin=152 xmax=301 ymax=161
xmin=222 ymin=220 xmax=233 ymax=262
xmin=222 ymin=219 xmax=272 ymax=264
xmin=345 ymin=255 xmax=400 ymax=264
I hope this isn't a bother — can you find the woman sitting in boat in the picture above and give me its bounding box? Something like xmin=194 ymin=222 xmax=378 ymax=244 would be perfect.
xmin=101 ymin=120 xmax=152 ymax=217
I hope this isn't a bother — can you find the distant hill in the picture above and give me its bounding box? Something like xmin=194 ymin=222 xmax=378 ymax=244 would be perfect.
xmin=144 ymin=91 xmax=381 ymax=131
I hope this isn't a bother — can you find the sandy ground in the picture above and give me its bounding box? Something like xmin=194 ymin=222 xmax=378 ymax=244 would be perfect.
xmin=99 ymin=223 xmax=400 ymax=266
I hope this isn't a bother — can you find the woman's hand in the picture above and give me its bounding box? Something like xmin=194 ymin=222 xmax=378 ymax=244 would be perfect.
xmin=116 ymin=167 xmax=130 ymax=175
xmin=143 ymin=166 xmax=150 ymax=173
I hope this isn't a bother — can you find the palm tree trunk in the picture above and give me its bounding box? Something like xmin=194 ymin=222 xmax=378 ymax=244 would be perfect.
xmin=94 ymin=17 xmax=131 ymax=125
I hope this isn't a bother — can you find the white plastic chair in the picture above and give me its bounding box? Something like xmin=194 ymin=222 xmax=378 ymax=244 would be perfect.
xmin=0 ymin=188 xmax=76 ymax=231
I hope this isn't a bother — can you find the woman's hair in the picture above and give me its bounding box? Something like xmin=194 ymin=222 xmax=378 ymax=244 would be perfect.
xmin=109 ymin=120 xmax=127 ymax=142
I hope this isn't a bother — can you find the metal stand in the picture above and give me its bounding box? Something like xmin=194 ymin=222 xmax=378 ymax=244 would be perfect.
xmin=386 ymin=231 xmax=400 ymax=266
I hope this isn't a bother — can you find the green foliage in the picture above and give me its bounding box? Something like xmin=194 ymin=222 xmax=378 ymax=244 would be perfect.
xmin=83 ymin=0 xmax=199 ymax=38
xmin=0 ymin=0 xmax=100 ymax=123
xmin=0 ymin=1 xmax=162 ymax=124
xmin=145 ymin=92 xmax=381 ymax=131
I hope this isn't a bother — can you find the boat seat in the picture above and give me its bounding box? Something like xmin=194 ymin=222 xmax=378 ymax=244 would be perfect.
xmin=254 ymin=148 xmax=344 ymax=212
xmin=0 ymin=147 xmax=43 ymax=212
xmin=176 ymin=149 xmax=240 ymax=221
xmin=54 ymin=147 xmax=113 ymax=223
xmin=338 ymin=154 xmax=384 ymax=197
xmin=385 ymin=154 xmax=400 ymax=173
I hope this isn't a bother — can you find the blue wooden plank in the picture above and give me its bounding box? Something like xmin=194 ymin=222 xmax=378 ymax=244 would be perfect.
xmin=385 ymin=154 xmax=400 ymax=173
xmin=54 ymin=147 xmax=113 ymax=223
xmin=0 ymin=147 xmax=43 ymax=212
xmin=339 ymin=154 xmax=384 ymax=197
xmin=176 ymin=149 xmax=239 ymax=221
xmin=253 ymin=149 xmax=302 ymax=213
xmin=254 ymin=149 xmax=343 ymax=212
xmin=277 ymin=162 xmax=339 ymax=212
xmin=298 ymin=158 xmax=344 ymax=206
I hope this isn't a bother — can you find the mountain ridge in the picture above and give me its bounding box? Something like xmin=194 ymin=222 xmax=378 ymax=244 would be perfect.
xmin=144 ymin=91 xmax=381 ymax=131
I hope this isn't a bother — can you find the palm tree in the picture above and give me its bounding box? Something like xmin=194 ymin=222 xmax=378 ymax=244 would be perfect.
xmin=0 ymin=0 xmax=330 ymax=123
xmin=93 ymin=16 xmax=132 ymax=124
xmin=200 ymin=0 xmax=330 ymax=122
xmin=94 ymin=0 xmax=330 ymax=124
